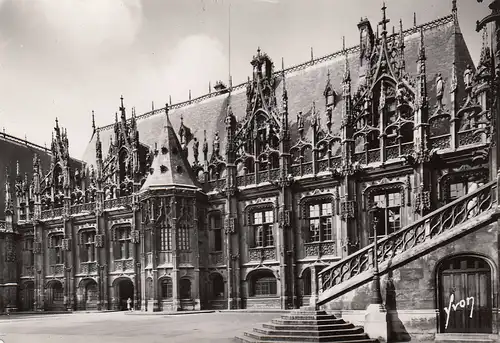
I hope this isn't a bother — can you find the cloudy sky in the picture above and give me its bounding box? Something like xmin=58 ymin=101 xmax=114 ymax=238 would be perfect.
xmin=0 ymin=0 xmax=491 ymax=159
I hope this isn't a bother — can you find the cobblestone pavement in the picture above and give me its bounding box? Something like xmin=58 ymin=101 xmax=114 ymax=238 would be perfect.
xmin=0 ymin=311 xmax=278 ymax=343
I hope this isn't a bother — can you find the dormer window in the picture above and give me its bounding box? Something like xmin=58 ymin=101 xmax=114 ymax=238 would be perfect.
xmin=161 ymin=147 xmax=168 ymax=155
xmin=326 ymin=90 xmax=336 ymax=108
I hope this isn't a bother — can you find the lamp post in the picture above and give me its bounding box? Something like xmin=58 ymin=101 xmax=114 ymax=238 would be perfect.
xmin=369 ymin=204 xmax=383 ymax=305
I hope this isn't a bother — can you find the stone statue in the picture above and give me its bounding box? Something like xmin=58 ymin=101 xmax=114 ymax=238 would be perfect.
xmin=213 ymin=132 xmax=220 ymax=156
xmin=436 ymin=73 xmax=444 ymax=108
xmin=193 ymin=137 xmax=199 ymax=162
xmin=464 ymin=65 xmax=473 ymax=89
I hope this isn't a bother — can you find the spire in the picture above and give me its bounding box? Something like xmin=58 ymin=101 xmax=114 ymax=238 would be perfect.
xmin=478 ymin=27 xmax=492 ymax=71
xmin=418 ymin=27 xmax=426 ymax=62
xmin=310 ymin=47 xmax=314 ymax=61
xmin=413 ymin=12 xmax=417 ymax=27
xmin=152 ymin=101 xmax=155 ymax=111
xmin=452 ymin=0 xmax=457 ymax=19
xmin=169 ymin=95 xmax=172 ymax=106
xmin=120 ymin=96 xmax=126 ymax=121
xmin=281 ymin=57 xmax=287 ymax=102
xmin=398 ymin=19 xmax=406 ymax=75
xmin=96 ymin=130 xmax=102 ymax=160
xmin=380 ymin=2 xmax=390 ymax=36
xmin=139 ymin=103 xmax=200 ymax=192
xmin=209 ymin=81 xmax=212 ymax=94
xmin=92 ymin=110 xmax=96 ymax=132
xmin=343 ymin=46 xmax=351 ymax=83
xmin=189 ymin=89 xmax=192 ymax=101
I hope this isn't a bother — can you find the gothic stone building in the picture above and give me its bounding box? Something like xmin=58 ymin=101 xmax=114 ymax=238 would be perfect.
xmin=1 ymin=3 xmax=499 ymax=339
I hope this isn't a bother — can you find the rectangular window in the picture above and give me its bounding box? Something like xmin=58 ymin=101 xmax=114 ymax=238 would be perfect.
xmin=116 ymin=228 xmax=131 ymax=260
xmin=211 ymin=213 xmax=223 ymax=252
xmin=51 ymin=235 xmax=64 ymax=265
xmin=307 ymin=202 xmax=333 ymax=242
xmin=252 ymin=210 xmax=274 ymax=247
xmin=178 ymin=225 xmax=190 ymax=251
xmin=372 ymin=191 xmax=401 ymax=238
xmin=80 ymin=232 xmax=96 ymax=262
xmin=159 ymin=226 xmax=171 ymax=251
xmin=23 ymin=237 xmax=34 ymax=266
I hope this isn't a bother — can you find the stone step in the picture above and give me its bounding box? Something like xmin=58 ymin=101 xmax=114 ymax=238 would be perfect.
xmin=282 ymin=314 xmax=338 ymax=321
xmin=244 ymin=331 xmax=372 ymax=342
xmin=234 ymin=336 xmax=377 ymax=343
xmin=435 ymin=333 xmax=496 ymax=343
xmin=262 ymin=322 xmax=355 ymax=331
xmin=271 ymin=318 xmax=346 ymax=326
xmin=253 ymin=326 xmax=364 ymax=337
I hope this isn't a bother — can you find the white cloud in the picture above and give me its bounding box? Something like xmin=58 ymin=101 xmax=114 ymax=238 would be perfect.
xmin=162 ymin=34 xmax=229 ymax=102
xmin=35 ymin=0 xmax=142 ymax=58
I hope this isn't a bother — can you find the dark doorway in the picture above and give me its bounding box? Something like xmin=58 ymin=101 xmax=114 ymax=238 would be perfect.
xmin=438 ymin=255 xmax=492 ymax=333
xmin=180 ymin=278 xmax=191 ymax=299
xmin=117 ymin=278 xmax=134 ymax=311
xmin=46 ymin=281 xmax=64 ymax=311
xmin=21 ymin=282 xmax=34 ymax=311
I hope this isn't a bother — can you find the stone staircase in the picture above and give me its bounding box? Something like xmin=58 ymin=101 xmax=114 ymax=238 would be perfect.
xmin=317 ymin=180 xmax=498 ymax=306
xmin=235 ymin=309 xmax=378 ymax=342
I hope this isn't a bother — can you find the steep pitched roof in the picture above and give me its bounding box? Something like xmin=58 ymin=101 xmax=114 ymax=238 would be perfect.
xmin=139 ymin=106 xmax=200 ymax=192
xmin=82 ymin=13 xmax=473 ymax=167
xmin=0 ymin=133 xmax=52 ymax=219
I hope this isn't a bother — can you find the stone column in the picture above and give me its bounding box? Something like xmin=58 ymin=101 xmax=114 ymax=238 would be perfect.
xmin=308 ymin=266 xmax=318 ymax=308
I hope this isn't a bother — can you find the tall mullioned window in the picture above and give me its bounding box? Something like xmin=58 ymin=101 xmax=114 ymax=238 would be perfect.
xmin=252 ymin=210 xmax=274 ymax=248
xmin=307 ymin=202 xmax=333 ymax=242
xmin=372 ymin=191 xmax=402 ymax=238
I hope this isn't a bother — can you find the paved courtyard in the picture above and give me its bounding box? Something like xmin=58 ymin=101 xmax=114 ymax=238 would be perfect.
xmin=0 ymin=311 xmax=279 ymax=343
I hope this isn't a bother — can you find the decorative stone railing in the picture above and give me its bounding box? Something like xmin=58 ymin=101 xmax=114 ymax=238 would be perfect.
xmin=104 ymin=196 xmax=132 ymax=210
xmin=249 ymin=247 xmax=276 ymax=261
xmin=209 ymin=251 xmax=224 ymax=265
xmin=80 ymin=261 xmax=98 ymax=275
xmin=50 ymin=264 xmax=65 ymax=276
xmin=41 ymin=207 xmax=64 ymax=220
xmin=70 ymin=202 xmax=96 ymax=215
xmin=113 ymin=258 xmax=135 ymax=272
xmin=304 ymin=241 xmax=336 ymax=257
xmin=317 ymin=180 xmax=497 ymax=304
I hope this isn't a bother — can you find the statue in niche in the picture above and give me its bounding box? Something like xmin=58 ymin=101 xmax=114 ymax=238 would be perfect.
xmin=193 ymin=137 xmax=199 ymax=162
xmin=435 ymin=73 xmax=444 ymax=108
xmin=464 ymin=65 xmax=473 ymax=89
xmin=297 ymin=111 xmax=304 ymax=130
xmin=213 ymin=132 xmax=220 ymax=157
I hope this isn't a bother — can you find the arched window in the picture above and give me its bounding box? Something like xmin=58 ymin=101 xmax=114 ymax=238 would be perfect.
xmin=212 ymin=274 xmax=224 ymax=298
xmin=160 ymin=278 xmax=173 ymax=299
xmin=251 ymin=270 xmax=277 ymax=297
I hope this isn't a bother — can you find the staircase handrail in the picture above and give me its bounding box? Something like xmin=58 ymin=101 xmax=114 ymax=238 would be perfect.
xmin=317 ymin=180 xmax=497 ymax=294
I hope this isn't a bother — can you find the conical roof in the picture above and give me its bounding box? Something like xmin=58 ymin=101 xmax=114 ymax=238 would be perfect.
xmin=140 ymin=105 xmax=200 ymax=192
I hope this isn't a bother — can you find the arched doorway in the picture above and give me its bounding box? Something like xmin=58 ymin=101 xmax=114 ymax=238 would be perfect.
xmin=46 ymin=280 xmax=64 ymax=311
xmin=437 ymin=255 xmax=492 ymax=333
xmin=83 ymin=279 xmax=98 ymax=310
xmin=180 ymin=278 xmax=191 ymax=300
xmin=21 ymin=281 xmax=34 ymax=311
xmin=115 ymin=278 xmax=134 ymax=311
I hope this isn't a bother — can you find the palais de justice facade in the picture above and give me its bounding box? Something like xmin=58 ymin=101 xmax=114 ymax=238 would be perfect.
xmin=1 ymin=2 xmax=500 ymax=337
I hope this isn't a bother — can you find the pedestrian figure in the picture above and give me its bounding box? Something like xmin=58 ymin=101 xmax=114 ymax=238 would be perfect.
xmin=127 ymin=297 xmax=132 ymax=311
